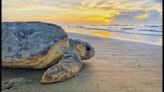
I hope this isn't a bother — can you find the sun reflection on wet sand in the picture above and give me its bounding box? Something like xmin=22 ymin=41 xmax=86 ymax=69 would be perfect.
xmin=64 ymin=28 xmax=111 ymax=38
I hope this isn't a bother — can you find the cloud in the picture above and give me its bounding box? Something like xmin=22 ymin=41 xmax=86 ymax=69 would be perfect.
xmin=80 ymin=0 xmax=162 ymax=21
xmin=2 ymin=0 xmax=162 ymax=25
xmin=80 ymin=0 xmax=162 ymax=12
xmin=112 ymin=11 xmax=162 ymax=25
xmin=153 ymin=0 xmax=162 ymax=3
xmin=135 ymin=13 xmax=149 ymax=20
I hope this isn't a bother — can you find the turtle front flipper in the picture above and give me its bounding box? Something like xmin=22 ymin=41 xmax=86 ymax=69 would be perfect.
xmin=40 ymin=50 xmax=82 ymax=83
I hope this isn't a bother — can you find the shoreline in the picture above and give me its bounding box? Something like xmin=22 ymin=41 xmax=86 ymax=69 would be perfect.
xmin=64 ymin=27 xmax=162 ymax=46
xmin=67 ymin=31 xmax=162 ymax=46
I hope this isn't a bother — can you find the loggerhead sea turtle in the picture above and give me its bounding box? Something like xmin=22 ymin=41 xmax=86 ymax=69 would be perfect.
xmin=2 ymin=22 xmax=95 ymax=83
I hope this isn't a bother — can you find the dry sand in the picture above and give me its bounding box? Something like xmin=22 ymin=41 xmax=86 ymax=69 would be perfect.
xmin=2 ymin=33 xmax=162 ymax=92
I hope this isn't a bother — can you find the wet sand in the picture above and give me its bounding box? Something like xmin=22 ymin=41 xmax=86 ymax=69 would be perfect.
xmin=2 ymin=33 xmax=162 ymax=92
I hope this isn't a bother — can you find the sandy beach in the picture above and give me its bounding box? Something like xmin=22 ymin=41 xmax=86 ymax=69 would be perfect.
xmin=2 ymin=32 xmax=162 ymax=92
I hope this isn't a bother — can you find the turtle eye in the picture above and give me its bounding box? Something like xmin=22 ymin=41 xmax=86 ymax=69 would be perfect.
xmin=86 ymin=46 xmax=91 ymax=51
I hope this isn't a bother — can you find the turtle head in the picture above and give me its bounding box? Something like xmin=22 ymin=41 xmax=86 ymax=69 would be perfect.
xmin=69 ymin=39 xmax=95 ymax=60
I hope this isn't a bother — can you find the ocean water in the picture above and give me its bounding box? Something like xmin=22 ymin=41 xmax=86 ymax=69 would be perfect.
xmin=64 ymin=25 xmax=162 ymax=46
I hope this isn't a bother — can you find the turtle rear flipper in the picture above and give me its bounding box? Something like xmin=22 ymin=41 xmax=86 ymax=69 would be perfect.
xmin=41 ymin=51 xmax=82 ymax=83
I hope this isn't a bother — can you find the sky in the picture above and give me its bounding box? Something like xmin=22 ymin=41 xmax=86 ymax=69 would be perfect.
xmin=2 ymin=0 xmax=162 ymax=25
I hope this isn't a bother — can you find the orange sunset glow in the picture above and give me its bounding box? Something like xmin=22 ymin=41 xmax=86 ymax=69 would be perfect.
xmin=2 ymin=0 xmax=162 ymax=25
